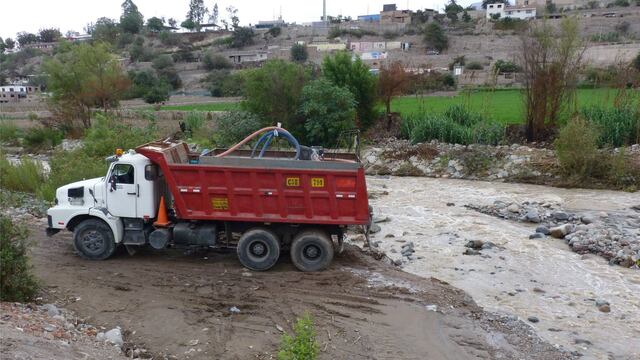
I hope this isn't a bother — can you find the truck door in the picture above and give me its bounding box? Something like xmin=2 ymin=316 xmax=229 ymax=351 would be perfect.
xmin=106 ymin=163 xmax=138 ymax=218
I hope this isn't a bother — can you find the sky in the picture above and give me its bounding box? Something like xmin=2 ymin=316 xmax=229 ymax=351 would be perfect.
xmin=0 ymin=0 xmax=475 ymax=40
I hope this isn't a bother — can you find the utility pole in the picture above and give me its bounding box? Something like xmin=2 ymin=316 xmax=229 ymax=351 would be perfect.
xmin=323 ymin=0 xmax=327 ymax=22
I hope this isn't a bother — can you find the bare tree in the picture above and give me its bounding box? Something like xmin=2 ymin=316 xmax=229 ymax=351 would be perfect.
xmin=378 ymin=61 xmax=410 ymax=129
xmin=520 ymin=17 xmax=584 ymax=141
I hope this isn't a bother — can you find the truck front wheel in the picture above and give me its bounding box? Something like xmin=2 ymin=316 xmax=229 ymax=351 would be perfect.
xmin=236 ymin=228 xmax=281 ymax=271
xmin=290 ymin=230 xmax=334 ymax=272
xmin=73 ymin=219 xmax=117 ymax=260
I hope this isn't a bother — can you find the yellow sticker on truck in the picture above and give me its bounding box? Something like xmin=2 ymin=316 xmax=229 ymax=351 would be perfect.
xmin=311 ymin=177 xmax=325 ymax=188
xmin=211 ymin=197 xmax=229 ymax=210
xmin=286 ymin=177 xmax=300 ymax=187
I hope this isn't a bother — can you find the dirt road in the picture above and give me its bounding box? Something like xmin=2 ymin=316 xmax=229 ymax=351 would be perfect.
xmin=28 ymin=222 xmax=572 ymax=360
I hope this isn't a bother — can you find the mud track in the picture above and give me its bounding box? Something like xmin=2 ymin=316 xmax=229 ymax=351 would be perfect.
xmin=30 ymin=223 xmax=573 ymax=360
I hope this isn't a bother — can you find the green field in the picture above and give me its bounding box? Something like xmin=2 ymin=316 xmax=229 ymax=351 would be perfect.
xmin=391 ymin=88 xmax=639 ymax=124
xmin=152 ymin=88 xmax=638 ymax=124
xmin=155 ymin=102 xmax=241 ymax=112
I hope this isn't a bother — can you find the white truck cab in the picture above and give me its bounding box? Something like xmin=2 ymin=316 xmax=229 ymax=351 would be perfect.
xmin=46 ymin=150 xmax=160 ymax=259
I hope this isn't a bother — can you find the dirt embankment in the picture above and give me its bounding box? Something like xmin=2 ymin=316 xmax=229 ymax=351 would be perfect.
xmin=25 ymin=221 xmax=572 ymax=360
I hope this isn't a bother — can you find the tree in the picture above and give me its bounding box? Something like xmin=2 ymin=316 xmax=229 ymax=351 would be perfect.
xmin=632 ymin=52 xmax=640 ymax=72
xmin=298 ymin=79 xmax=356 ymax=146
xmin=203 ymin=52 xmax=232 ymax=70
xmin=209 ymin=3 xmax=219 ymax=24
xmin=226 ymin=6 xmax=239 ymax=29
xmin=4 ymin=37 xmax=15 ymax=49
xmin=444 ymin=0 xmax=464 ymax=22
xmin=186 ymin=0 xmax=208 ymax=31
xmin=520 ymin=17 xmax=584 ymax=141
xmin=168 ymin=18 xmax=178 ymax=28
xmin=88 ymin=17 xmax=120 ymax=44
xmin=462 ymin=11 xmax=472 ymax=23
xmin=378 ymin=61 xmax=410 ymax=129
xmin=230 ymin=27 xmax=254 ymax=48
xmin=142 ymin=83 xmax=170 ymax=104
xmin=42 ymin=42 xmax=131 ymax=128
xmin=181 ymin=19 xmax=197 ymax=31
xmin=290 ymin=43 xmax=308 ymax=63
xmin=481 ymin=0 xmax=508 ymax=9
xmin=545 ymin=1 xmax=557 ymax=13
xmin=322 ymin=52 xmax=378 ymax=128
xmin=0 ymin=38 xmax=5 ymax=53
xmin=267 ymin=27 xmax=281 ymax=38
xmin=243 ymin=60 xmax=310 ymax=132
xmin=38 ymin=28 xmax=62 ymax=43
xmin=16 ymin=32 xmax=39 ymax=47
xmin=423 ymin=22 xmax=448 ymax=52
xmin=146 ymin=17 xmax=165 ymax=32
xmin=152 ymin=54 xmax=182 ymax=89
xmin=120 ymin=0 xmax=144 ymax=34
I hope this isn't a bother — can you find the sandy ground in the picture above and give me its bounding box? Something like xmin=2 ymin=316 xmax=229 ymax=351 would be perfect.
xmin=363 ymin=176 xmax=640 ymax=360
xmin=24 ymin=220 xmax=573 ymax=360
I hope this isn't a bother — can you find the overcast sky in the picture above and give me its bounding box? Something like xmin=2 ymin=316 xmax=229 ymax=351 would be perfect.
xmin=0 ymin=0 xmax=475 ymax=40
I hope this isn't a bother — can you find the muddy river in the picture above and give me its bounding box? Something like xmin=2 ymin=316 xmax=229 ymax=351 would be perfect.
xmin=364 ymin=176 xmax=640 ymax=360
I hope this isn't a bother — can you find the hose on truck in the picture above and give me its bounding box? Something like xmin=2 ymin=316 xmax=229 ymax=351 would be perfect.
xmin=215 ymin=126 xmax=301 ymax=159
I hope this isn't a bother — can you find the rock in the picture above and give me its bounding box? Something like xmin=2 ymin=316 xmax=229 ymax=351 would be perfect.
xmin=104 ymin=328 xmax=124 ymax=347
xmin=373 ymin=216 xmax=390 ymax=223
xmin=574 ymin=338 xmax=592 ymax=345
xmin=552 ymin=212 xmax=569 ymax=221
xmin=390 ymin=248 xmax=397 ymax=253
xmin=527 ymin=316 xmax=539 ymax=323
xmin=595 ymin=299 xmax=609 ymax=307
xmin=535 ymin=226 xmax=551 ymax=235
xmin=42 ymin=304 xmax=60 ymax=317
xmin=580 ymin=216 xmax=594 ymax=225
xmin=529 ymin=233 xmax=545 ymax=239
xmin=446 ymin=202 xmax=455 ymax=207
xmin=369 ymin=224 xmax=381 ymax=234
xmin=465 ymin=240 xmax=484 ymax=249
xmin=43 ymin=324 xmax=56 ymax=332
xmin=230 ymin=306 xmax=241 ymax=313
xmin=507 ymin=204 xmax=520 ymax=213
xmin=524 ymin=209 xmax=541 ymax=223
xmin=598 ymin=304 xmax=611 ymax=313
xmin=550 ymin=224 xmax=574 ymax=239
xmin=384 ymin=234 xmax=395 ymax=238
xmin=463 ymin=248 xmax=481 ymax=256
xmin=481 ymin=242 xmax=495 ymax=250
xmin=393 ymin=259 xmax=402 ymax=266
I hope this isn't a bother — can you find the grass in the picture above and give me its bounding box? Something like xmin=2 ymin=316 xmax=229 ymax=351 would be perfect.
xmin=153 ymin=102 xmax=241 ymax=112
xmin=391 ymin=88 xmax=640 ymax=125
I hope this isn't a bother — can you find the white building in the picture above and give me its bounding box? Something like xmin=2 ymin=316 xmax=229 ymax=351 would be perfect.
xmin=486 ymin=3 xmax=537 ymax=20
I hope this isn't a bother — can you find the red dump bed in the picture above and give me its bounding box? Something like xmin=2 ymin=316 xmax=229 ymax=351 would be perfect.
xmin=136 ymin=141 xmax=370 ymax=226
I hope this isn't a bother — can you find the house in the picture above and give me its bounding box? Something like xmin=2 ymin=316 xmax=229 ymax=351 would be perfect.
xmin=0 ymin=85 xmax=29 ymax=103
xmin=380 ymin=9 xmax=412 ymax=24
xmin=514 ymin=0 xmax=586 ymax=11
xmin=225 ymin=51 xmax=268 ymax=64
xmin=255 ymin=19 xmax=287 ymax=29
xmin=22 ymin=42 xmax=56 ymax=52
xmin=357 ymin=14 xmax=381 ymax=22
xmin=308 ymin=42 xmax=347 ymax=52
xmin=66 ymin=32 xmax=92 ymax=42
xmin=486 ymin=3 xmax=536 ymax=19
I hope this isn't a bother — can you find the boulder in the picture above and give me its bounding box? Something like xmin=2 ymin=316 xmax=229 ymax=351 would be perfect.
xmin=507 ymin=204 xmax=520 ymax=213
xmin=524 ymin=209 xmax=541 ymax=223
xmin=552 ymin=212 xmax=569 ymax=221
xmin=535 ymin=226 xmax=551 ymax=235
xmin=550 ymin=224 xmax=574 ymax=239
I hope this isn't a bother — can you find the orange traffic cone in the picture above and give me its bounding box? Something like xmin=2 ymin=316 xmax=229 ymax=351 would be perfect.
xmin=154 ymin=196 xmax=171 ymax=227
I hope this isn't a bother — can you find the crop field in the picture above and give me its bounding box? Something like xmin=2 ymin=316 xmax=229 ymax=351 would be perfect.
xmin=148 ymin=89 xmax=638 ymax=124
xmin=391 ymin=88 xmax=640 ymax=124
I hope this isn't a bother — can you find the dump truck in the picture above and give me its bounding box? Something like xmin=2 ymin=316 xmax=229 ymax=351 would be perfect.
xmin=46 ymin=127 xmax=371 ymax=271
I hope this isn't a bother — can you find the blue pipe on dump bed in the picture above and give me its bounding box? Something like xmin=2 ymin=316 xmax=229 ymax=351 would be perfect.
xmin=251 ymin=128 xmax=301 ymax=160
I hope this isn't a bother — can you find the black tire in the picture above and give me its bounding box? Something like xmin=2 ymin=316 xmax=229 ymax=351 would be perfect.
xmin=73 ymin=219 xmax=117 ymax=260
xmin=236 ymin=228 xmax=281 ymax=271
xmin=290 ymin=230 xmax=334 ymax=272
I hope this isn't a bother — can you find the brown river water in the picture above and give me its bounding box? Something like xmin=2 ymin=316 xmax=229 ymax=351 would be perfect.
xmin=363 ymin=176 xmax=640 ymax=360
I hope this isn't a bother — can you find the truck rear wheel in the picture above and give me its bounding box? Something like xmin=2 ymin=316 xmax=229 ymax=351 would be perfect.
xmin=73 ymin=219 xmax=117 ymax=260
xmin=290 ymin=230 xmax=334 ymax=272
xmin=236 ymin=228 xmax=281 ymax=271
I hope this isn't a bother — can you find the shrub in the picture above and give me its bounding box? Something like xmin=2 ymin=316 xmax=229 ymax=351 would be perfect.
xmin=22 ymin=126 xmax=63 ymax=151
xmin=0 ymin=121 xmax=21 ymax=145
xmin=159 ymin=30 xmax=181 ymax=46
xmin=213 ymin=111 xmax=261 ymax=147
xmin=277 ymin=312 xmax=319 ymax=360
xmin=402 ymin=105 xmax=505 ymax=145
xmin=230 ymin=27 xmax=254 ymax=48
xmin=267 ymin=27 xmax=282 ymax=38
xmin=0 ymin=157 xmax=46 ymax=193
xmin=465 ymin=62 xmax=483 ymax=70
xmin=634 ymin=52 xmax=640 ymax=71
xmin=184 ymin=111 xmax=206 ymax=135
xmin=0 ymin=216 xmax=39 ymax=302
xmin=493 ymin=60 xmax=521 ymax=73
xmin=423 ymin=22 xmax=448 ymax=52
xmin=290 ymin=43 xmax=308 ymax=63
xmin=203 ymin=52 xmax=232 ymax=70
xmin=82 ymin=114 xmax=158 ymax=158
xmin=37 ymin=150 xmax=108 ymax=201
xmin=205 ymin=70 xmax=244 ymax=97
xmin=554 ymin=117 xmax=607 ymax=181
xmin=581 ymin=106 xmax=639 ymax=147
xmin=590 ymin=32 xmax=620 ymax=43
xmin=298 ymin=79 xmax=356 ymax=146
xmin=493 ymin=18 xmax=528 ymax=31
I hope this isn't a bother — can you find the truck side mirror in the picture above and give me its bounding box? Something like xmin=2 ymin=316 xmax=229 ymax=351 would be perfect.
xmin=109 ymin=174 xmax=117 ymax=192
